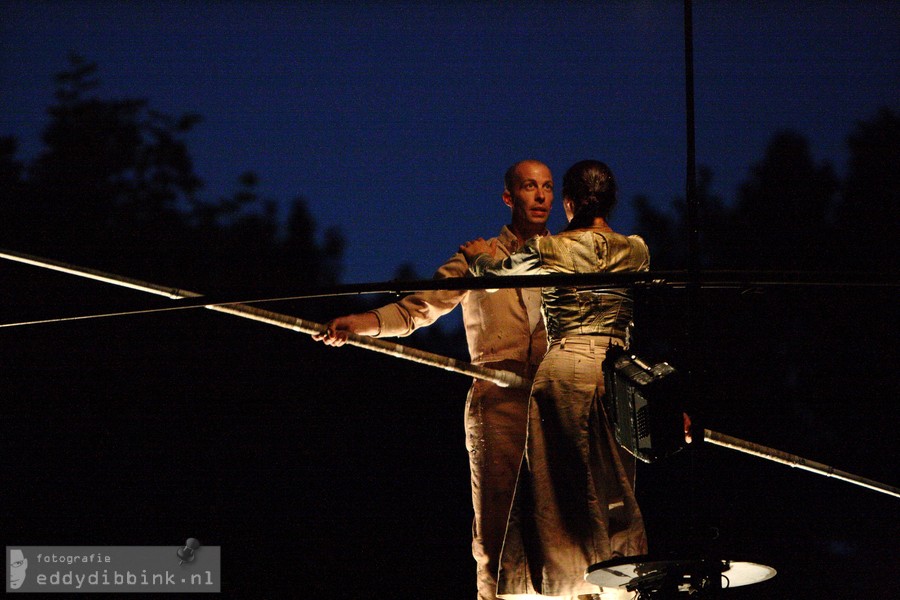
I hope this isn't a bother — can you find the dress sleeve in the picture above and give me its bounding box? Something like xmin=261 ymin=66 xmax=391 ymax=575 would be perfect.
xmin=470 ymin=237 xmax=544 ymax=277
xmin=371 ymin=252 xmax=469 ymax=337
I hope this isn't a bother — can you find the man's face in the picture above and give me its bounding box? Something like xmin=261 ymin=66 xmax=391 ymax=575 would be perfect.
xmin=9 ymin=549 xmax=27 ymax=590
xmin=504 ymin=161 xmax=553 ymax=230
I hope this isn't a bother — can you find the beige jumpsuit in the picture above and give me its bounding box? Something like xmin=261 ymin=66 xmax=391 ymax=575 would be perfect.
xmin=373 ymin=225 xmax=548 ymax=600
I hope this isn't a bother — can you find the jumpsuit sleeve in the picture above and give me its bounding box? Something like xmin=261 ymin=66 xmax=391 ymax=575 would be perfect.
xmin=371 ymin=251 xmax=469 ymax=338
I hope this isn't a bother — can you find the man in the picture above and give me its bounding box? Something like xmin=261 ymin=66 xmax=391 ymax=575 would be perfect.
xmin=313 ymin=159 xmax=553 ymax=600
xmin=9 ymin=549 xmax=28 ymax=590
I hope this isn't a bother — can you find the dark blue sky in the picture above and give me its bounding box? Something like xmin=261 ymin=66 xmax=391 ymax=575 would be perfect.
xmin=2 ymin=1 xmax=897 ymax=283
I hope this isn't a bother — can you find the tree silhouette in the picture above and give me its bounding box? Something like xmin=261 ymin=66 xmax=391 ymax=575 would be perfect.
xmin=636 ymin=132 xmax=840 ymax=270
xmin=1 ymin=54 xmax=346 ymax=295
xmin=836 ymin=108 xmax=900 ymax=271
xmin=1 ymin=59 xmax=475 ymax=600
xmin=19 ymin=55 xmax=199 ymax=260
xmin=630 ymin=113 xmax=898 ymax=600
xmin=636 ymin=109 xmax=899 ymax=274
xmin=634 ymin=166 xmax=727 ymax=270
xmin=729 ymin=131 xmax=839 ymax=269
xmin=0 ymin=136 xmax=26 ymax=227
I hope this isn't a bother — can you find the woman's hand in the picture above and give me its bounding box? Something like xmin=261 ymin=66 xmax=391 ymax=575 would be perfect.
xmin=459 ymin=237 xmax=497 ymax=261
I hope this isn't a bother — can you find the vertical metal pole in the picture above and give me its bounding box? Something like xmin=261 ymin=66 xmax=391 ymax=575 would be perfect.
xmin=683 ymin=0 xmax=703 ymax=554
xmin=684 ymin=1 xmax=700 ymax=273
xmin=683 ymin=0 xmax=700 ymax=396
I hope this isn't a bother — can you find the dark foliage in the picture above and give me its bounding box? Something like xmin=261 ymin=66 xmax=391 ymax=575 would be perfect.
xmin=633 ymin=108 xmax=899 ymax=600
xmin=1 ymin=57 xmax=471 ymax=599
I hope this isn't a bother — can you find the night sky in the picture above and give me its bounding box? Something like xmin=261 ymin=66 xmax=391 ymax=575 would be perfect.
xmin=2 ymin=1 xmax=897 ymax=283
xmin=3 ymin=1 xmax=899 ymax=598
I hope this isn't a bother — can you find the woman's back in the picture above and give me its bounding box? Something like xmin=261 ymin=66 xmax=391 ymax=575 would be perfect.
xmin=533 ymin=228 xmax=649 ymax=343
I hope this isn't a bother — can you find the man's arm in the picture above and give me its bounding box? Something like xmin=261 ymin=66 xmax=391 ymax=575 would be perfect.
xmin=312 ymin=251 xmax=472 ymax=347
xmin=311 ymin=311 xmax=380 ymax=346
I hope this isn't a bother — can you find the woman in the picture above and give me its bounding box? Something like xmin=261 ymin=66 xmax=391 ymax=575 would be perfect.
xmin=460 ymin=160 xmax=650 ymax=599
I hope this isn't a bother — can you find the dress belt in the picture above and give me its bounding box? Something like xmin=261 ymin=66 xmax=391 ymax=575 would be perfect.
xmin=552 ymin=334 xmax=625 ymax=351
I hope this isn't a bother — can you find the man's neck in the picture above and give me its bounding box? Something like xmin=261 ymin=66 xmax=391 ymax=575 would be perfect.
xmin=508 ymin=222 xmax=546 ymax=245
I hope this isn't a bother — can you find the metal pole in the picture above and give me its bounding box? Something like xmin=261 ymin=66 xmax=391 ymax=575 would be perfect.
xmin=702 ymin=429 xmax=900 ymax=499
xmin=3 ymin=249 xmax=896 ymax=325
xmin=684 ymin=0 xmax=700 ymax=279
xmin=0 ymin=249 xmax=530 ymax=390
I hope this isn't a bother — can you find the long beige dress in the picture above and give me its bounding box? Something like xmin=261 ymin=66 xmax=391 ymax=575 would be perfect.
xmin=469 ymin=228 xmax=650 ymax=598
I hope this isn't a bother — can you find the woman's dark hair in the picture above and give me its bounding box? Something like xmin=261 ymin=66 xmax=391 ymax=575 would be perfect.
xmin=562 ymin=160 xmax=617 ymax=231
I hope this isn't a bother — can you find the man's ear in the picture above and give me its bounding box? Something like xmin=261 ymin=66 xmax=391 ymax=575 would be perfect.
xmin=502 ymin=190 xmax=513 ymax=208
